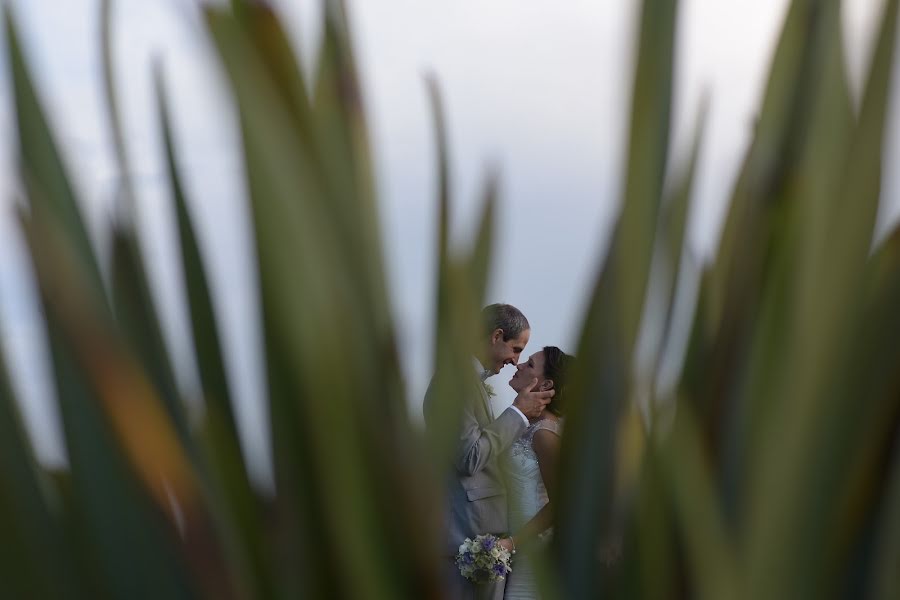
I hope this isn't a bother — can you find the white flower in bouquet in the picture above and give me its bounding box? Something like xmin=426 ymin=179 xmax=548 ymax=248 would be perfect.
xmin=455 ymin=534 xmax=512 ymax=583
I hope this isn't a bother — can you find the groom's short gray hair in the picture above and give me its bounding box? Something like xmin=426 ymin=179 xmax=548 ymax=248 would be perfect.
xmin=482 ymin=303 xmax=530 ymax=341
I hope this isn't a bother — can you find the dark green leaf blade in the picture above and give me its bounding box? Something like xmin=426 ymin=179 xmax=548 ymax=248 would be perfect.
xmin=154 ymin=65 xmax=277 ymax=600
xmin=4 ymin=7 xmax=107 ymax=307
xmin=555 ymin=1 xmax=679 ymax=595
xmin=0 ymin=344 xmax=80 ymax=599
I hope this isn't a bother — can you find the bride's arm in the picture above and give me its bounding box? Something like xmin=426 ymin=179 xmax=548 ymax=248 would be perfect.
xmin=501 ymin=428 xmax=561 ymax=551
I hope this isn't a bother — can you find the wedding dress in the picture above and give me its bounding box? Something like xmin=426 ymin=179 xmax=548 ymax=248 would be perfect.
xmin=502 ymin=418 xmax=562 ymax=600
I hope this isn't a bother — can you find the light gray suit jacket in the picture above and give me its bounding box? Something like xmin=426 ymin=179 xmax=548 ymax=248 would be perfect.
xmin=424 ymin=369 xmax=527 ymax=599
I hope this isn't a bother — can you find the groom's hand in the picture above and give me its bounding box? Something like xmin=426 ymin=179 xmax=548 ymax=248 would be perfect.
xmin=512 ymin=379 xmax=554 ymax=419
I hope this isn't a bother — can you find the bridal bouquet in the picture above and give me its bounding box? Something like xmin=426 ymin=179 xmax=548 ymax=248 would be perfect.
xmin=455 ymin=534 xmax=512 ymax=583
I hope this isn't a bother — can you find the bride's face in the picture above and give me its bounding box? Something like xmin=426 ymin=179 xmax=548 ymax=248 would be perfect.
xmin=509 ymin=351 xmax=549 ymax=393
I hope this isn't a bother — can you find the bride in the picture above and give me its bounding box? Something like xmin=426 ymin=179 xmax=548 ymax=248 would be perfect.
xmin=499 ymin=346 xmax=574 ymax=599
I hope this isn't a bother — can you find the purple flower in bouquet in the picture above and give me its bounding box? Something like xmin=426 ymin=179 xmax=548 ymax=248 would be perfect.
xmin=455 ymin=534 xmax=512 ymax=583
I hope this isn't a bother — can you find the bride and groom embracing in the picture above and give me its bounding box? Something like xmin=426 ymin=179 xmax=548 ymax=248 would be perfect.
xmin=424 ymin=303 xmax=575 ymax=600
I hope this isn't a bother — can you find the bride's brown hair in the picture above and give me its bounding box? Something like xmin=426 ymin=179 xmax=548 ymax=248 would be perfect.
xmin=542 ymin=346 xmax=574 ymax=416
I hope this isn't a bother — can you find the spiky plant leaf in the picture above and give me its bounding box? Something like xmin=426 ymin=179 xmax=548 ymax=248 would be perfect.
xmin=556 ymin=1 xmax=678 ymax=595
xmin=469 ymin=170 xmax=498 ymax=304
xmin=423 ymin=75 xmax=483 ymax=469
xmin=153 ymin=67 xmax=278 ymax=600
xmin=20 ymin=209 xmax=199 ymax=598
xmin=744 ymin=1 xmax=897 ymax=595
xmin=658 ymin=403 xmax=738 ymax=600
xmin=206 ymin=7 xmax=440 ymax=597
xmin=0 ymin=346 xmax=78 ymax=599
xmin=872 ymin=444 xmax=900 ymax=599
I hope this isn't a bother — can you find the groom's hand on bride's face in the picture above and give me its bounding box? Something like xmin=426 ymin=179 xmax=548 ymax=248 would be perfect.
xmin=512 ymin=378 xmax=554 ymax=419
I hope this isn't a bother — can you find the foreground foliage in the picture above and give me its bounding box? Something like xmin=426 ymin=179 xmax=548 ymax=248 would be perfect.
xmin=0 ymin=0 xmax=897 ymax=598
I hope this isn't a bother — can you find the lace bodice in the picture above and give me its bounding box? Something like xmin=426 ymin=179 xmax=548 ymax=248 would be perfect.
xmin=503 ymin=418 xmax=562 ymax=599
xmin=504 ymin=418 xmax=563 ymax=533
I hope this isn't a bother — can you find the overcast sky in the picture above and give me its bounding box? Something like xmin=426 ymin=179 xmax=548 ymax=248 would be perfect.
xmin=0 ymin=0 xmax=895 ymax=488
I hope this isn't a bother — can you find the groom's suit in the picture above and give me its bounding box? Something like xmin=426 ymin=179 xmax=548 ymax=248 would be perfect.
xmin=424 ymin=359 xmax=528 ymax=600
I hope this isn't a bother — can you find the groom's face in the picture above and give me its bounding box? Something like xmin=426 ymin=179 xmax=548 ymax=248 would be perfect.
xmin=486 ymin=328 xmax=530 ymax=374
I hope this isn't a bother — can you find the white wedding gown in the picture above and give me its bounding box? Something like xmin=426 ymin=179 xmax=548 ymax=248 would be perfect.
xmin=502 ymin=418 xmax=562 ymax=599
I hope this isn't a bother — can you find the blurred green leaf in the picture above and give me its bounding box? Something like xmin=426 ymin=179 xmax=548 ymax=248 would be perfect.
xmin=109 ymin=228 xmax=195 ymax=450
xmin=423 ymin=75 xmax=483 ymax=471
xmin=0 ymin=346 xmax=78 ymax=599
xmin=468 ymin=170 xmax=498 ymax=304
xmin=4 ymin=7 xmax=107 ymax=309
xmin=872 ymin=444 xmax=900 ymax=600
xmin=1 ymin=0 xmax=898 ymax=598
xmin=154 ymin=67 xmax=276 ymax=600
xmin=659 ymin=404 xmax=738 ymax=600
xmin=744 ymin=1 xmax=897 ymax=596
xmin=556 ymin=1 xmax=678 ymax=595
xmin=20 ymin=212 xmax=197 ymax=599
xmin=616 ymin=0 xmax=678 ymax=345
xmin=206 ymin=7 xmax=440 ymax=597
xmin=7 ymin=8 xmax=206 ymax=595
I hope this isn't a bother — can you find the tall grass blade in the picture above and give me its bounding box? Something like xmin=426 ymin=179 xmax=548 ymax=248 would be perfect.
xmin=615 ymin=0 xmax=678 ymax=345
xmin=423 ymin=76 xmax=481 ymax=472
xmin=872 ymin=445 xmax=900 ymax=600
xmin=20 ymin=212 xmax=197 ymax=599
xmin=100 ymin=0 xmax=135 ymax=207
xmin=313 ymin=1 xmax=391 ymax=332
xmin=468 ymin=170 xmax=498 ymax=304
xmin=659 ymin=404 xmax=738 ymax=600
xmin=207 ymin=7 xmax=440 ymax=597
xmin=109 ymin=228 xmax=194 ymax=451
xmin=556 ymin=1 xmax=678 ymax=595
xmin=0 ymin=346 xmax=78 ymax=599
xmin=7 ymin=11 xmax=208 ymax=593
xmin=746 ymin=1 xmax=897 ymax=595
xmin=154 ymin=67 xmax=276 ymax=599
xmin=4 ymin=7 xmax=107 ymax=307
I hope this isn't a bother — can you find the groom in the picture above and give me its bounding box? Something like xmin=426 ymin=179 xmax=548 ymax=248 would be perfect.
xmin=424 ymin=303 xmax=553 ymax=599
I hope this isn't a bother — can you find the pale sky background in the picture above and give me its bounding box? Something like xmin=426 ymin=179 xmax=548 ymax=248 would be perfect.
xmin=0 ymin=0 xmax=896 ymax=489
